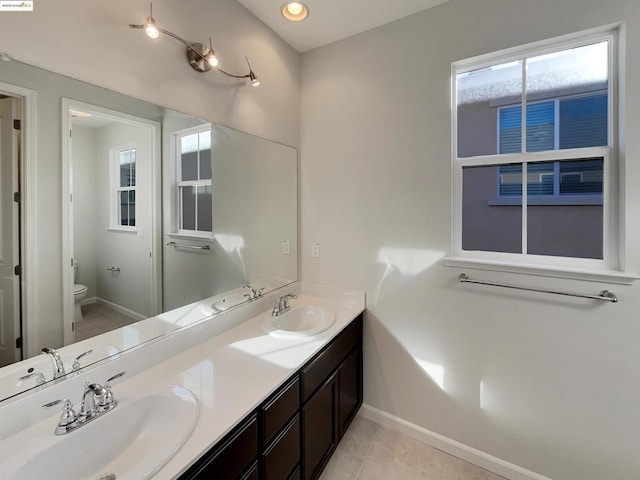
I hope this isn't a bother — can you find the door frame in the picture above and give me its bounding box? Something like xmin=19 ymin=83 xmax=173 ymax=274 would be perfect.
xmin=61 ymin=98 xmax=162 ymax=345
xmin=0 ymin=81 xmax=36 ymax=359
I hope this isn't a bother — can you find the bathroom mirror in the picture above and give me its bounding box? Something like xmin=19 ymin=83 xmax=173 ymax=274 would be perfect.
xmin=0 ymin=59 xmax=297 ymax=402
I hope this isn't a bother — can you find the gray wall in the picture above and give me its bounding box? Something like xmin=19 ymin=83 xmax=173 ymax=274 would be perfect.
xmin=300 ymin=0 xmax=640 ymax=479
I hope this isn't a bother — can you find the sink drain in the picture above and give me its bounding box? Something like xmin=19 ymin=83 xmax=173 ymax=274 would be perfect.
xmin=99 ymin=475 xmax=116 ymax=480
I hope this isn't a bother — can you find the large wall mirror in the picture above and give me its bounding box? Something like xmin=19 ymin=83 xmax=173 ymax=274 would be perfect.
xmin=0 ymin=59 xmax=297 ymax=402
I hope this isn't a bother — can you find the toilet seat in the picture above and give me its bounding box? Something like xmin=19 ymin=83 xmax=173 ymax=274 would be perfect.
xmin=73 ymin=284 xmax=88 ymax=295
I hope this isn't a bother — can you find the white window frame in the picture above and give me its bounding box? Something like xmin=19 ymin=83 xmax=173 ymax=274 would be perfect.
xmin=109 ymin=144 xmax=137 ymax=233
xmin=175 ymin=125 xmax=213 ymax=237
xmin=449 ymin=26 xmax=626 ymax=280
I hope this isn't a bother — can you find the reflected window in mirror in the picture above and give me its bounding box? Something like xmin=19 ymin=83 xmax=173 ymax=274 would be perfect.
xmin=177 ymin=126 xmax=212 ymax=235
xmin=111 ymin=145 xmax=137 ymax=230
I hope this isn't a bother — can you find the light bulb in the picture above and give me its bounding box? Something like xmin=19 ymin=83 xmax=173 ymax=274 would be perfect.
xmin=252 ymin=78 xmax=261 ymax=87
xmin=207 ymin=53 xmax=219 ymax=67
xmin=281 ymin=1 xmax=308 ymax=21
xmin=287 ymin=2 xmax=303 ymax=15
xmin=144 ymin=16 xmax=159 ymax=39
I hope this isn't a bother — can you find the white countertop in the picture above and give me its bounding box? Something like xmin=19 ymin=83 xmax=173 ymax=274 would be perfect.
xmin=0 ymin=282 xmax=365 ymax=480
xmin=154 ymin=293 xmax=362 ymax=478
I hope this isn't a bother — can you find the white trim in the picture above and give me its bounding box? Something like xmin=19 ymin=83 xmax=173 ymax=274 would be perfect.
xmin=359 ymin=404 xmax=553 ymax=480
xmin=62 ymin=98 xmax=162 ymax=346
xmin=452 ymin=26 xmax=620 ymax=273
xmin=95 ymin=297 xmax=145 ymax=322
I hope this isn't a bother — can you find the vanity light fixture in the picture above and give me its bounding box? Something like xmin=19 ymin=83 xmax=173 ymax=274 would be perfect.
xmin=281 ymin=1 xmax=309 ymax=22
xmin=130 ymin=3 xmax=259 ymax=86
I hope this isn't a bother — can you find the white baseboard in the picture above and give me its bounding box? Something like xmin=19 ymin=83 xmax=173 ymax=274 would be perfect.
xmin=95 ymin=297 xmax=146 ymax=321
xmin=80 ymin=296 xmax=97 ymax=307
xmin=359 ymin=404 xmax=553 ymax=480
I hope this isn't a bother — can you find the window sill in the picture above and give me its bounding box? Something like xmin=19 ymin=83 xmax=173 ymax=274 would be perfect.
xmin=443 ymin=257 xmax=639 ymax=285
xmin=166 ymin=232 xmax=213 ymax=241
xmin=107 ymin=227 xmax=138 ymax=235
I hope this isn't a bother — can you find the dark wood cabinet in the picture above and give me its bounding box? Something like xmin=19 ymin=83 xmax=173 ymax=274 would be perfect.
xmin=301 ymin=370 xmax=339 ymax=480
xmin=180 ymin=414 xmax=258 ymax=480
xmin=179 ymin=314 xmax=363 ymax=480
xmin=300 ymin=315 xmax=363 ymax=480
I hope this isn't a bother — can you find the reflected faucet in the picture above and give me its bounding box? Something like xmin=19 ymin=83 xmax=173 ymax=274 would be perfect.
xmin=242 ymin=283 xmax=264 ymax=301
xmin=42 ymin=347 xmax=66 ymax=379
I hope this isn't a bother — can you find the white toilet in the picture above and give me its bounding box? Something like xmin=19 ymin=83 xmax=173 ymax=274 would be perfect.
xmin=73 ymin=262 xmax=88 ymax=323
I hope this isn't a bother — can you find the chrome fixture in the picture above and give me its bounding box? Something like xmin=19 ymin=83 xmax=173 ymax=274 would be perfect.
xmin=166 ymin=241 xmax=211 ymax=251
xmin=42 ymin=347 xmax=66 ymax=379
xmin=72 ymin=349 xmax=93 ymax=373
xmin=42 ymin=372 xmax=125 ymax=435
xmin=19 ymin=371 xmax=46 ymax=387
xmin=106 ymin=266 xmax=121 ymax=273
xmin=242 ymin=283 xmax=265 ymax=301
xmin=129 ymin=3 xmax=260 ymax=86
xmin=272 ymin=293 xmax=297 ymax=317
xmin=281 ymin=2 xmax=309 ymax=22
xmin=457 ymin=273 xmax=618 ymax=303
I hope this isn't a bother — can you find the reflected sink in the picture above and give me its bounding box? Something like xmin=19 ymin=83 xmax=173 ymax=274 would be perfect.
xmin=0 ymin=385 xmax=199 ymax=480
xmin=263 ymin=305 xmax=335 ymax=338
xmin=212 ymin=292 xmax=249 ymax=312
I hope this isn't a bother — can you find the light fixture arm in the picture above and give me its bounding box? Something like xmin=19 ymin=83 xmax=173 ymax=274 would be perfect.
xmin=129 ymin=3 xmax=259 ymax=85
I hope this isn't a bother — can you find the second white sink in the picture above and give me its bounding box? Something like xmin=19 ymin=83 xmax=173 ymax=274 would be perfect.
xmin=263 ymin=305 xmax=335 ymax=338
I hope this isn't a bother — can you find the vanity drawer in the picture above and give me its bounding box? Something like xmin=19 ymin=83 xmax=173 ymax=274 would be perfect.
xmin=262 ymin=415 xmax=300 ymax=480
xmin=262 ymin=376 xmax=300 ymax=444
xmin=300 ymin=316 xmax=362 ymax=401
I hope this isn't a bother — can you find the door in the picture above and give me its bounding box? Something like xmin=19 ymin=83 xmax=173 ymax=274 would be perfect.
xmin=0 ymin=96 xmax=21 ymax=366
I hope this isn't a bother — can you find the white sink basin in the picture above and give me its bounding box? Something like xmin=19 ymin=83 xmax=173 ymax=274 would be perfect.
xmin=0 ymin=385 xmax=198 ymax=480
xmin=263 ymin=305 xmax=335 ymax=338
xmin=212 ymin=292 xmax=249 ymax=312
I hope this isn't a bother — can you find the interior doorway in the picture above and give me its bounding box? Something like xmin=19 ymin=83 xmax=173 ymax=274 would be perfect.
xmin=0 ymin=93 xmax=22 ymax=367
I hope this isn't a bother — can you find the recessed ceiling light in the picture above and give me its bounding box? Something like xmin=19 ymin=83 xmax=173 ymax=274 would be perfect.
xmin=281 ymin=1 xmax=309 ymax=22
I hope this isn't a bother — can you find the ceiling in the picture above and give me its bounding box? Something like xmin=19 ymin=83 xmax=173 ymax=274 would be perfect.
xmin=237 ymin=0 xmax=451 ymax=53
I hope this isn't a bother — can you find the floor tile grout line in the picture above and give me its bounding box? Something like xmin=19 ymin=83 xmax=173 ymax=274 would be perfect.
xmin=353 ymin=422 xmax=381 ymax=480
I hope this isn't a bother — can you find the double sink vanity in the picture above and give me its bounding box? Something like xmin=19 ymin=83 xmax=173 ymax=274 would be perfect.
xmin=0 ymin=282 xmax=365 ymax=480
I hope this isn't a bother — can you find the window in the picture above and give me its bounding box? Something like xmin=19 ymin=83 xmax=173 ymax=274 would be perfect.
xmin=453 ymin=30 xmax=617 ymax=269
xmin=176 ymin=127 xmax=212 ymax=235
xmin=112 ymin=147 xmax=136 ymax=229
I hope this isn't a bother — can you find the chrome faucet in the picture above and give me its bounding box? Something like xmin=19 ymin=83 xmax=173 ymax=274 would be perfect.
xmin=43 ymin=371 xmax=125 ymax=435
xmin=42 ymin=347 xmax=66 ymax=379
xmin=79 ymin=383 xmax=107 ymax=420
xmin=242 ymin=283 xmax=265 ymax=301
xmin=272 ymin=293 xmax=297 ymax=317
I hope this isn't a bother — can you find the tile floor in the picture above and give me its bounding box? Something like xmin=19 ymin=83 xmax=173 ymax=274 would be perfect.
xmin=320 ymin=416 xmax=507 ymax=480
xmin=74 ymin=303 xmax=140 ymax=342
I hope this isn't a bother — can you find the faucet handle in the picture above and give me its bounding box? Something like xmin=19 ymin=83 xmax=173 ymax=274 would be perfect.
xmin=19 ymin=371 xmax=46 ymax=386
xmin=99 ymin=371 xmax=126 ymax=410
xmin=105 ymin=371 xmax=126 ymax=387
xmin=43 ymin=398 xmax=78 ymax=432
xmin=72 ymin=349 xmax=93 ymax=372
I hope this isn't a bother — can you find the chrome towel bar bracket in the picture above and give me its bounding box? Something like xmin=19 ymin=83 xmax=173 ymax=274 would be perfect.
xmin=166 ymin=241 xmax=210 ymax=251
xmin=457 ymin=273 xmax=618 ymax=303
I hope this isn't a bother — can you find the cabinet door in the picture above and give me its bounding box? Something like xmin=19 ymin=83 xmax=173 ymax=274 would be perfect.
xmin=301 ymin=371 xmax=339 ymax=480
xmin=338 ymin=346 xmax=362 ymax=438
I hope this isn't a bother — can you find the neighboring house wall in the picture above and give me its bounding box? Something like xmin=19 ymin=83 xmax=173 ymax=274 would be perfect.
xmin=458 ymin=84 xmax=605 ymax=257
